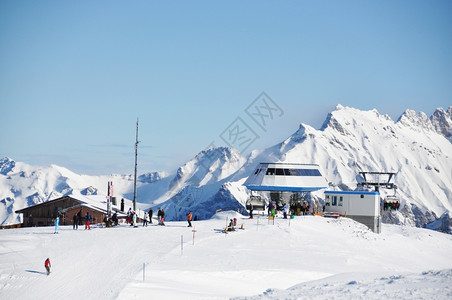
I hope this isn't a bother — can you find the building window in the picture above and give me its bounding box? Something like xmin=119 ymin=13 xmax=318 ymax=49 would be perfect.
xmin=266 ymin=168 xmax=322 ymax=176
xmin=285 ymin=169 xmax=298 ymax=176
xmin=338 ymin=196 xmax=343 ymax=206
xmin=332 ymin=196 xmax=337 ymax=206
xmin=275 ymin=168 xmax=285 ymax=175
xmin=266 ymin=168 xmax=275 ymax=175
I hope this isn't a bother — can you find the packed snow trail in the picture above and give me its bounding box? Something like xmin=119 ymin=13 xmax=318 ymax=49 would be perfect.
xmin=1 ymin=213 xmax=452 ymax=299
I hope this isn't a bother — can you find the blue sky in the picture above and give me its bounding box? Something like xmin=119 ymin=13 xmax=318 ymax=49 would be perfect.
xmin=1 ymin=0 xmax=451 ymax=175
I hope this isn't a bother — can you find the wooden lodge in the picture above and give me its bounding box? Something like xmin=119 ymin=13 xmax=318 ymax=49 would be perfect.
xmin=15 ymin=195 xmax=131 ymax=227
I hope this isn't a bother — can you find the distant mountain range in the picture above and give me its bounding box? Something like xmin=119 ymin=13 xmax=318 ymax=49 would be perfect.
xmin=1 ymin=105 xmax=451 ymax=232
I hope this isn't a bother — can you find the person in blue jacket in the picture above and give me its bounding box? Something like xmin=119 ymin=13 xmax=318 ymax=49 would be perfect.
xmin=85 ymin=212 xmax=91 ymax=230
xmin=54 ymin=214 xmax=60 ymax=234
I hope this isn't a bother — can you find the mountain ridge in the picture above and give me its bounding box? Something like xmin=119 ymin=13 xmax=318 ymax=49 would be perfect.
xmin=1 ymin=105 xmax=451 ymax=231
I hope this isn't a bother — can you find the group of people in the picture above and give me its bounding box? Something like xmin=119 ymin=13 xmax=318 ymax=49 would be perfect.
xmin=71 ymin=210 xmax=92 ymax=230
xmin=126 ymin=207 xmax=166 ymax=226
xmin=255 ymin=200 xmax=313 ymax=220
xmin=383 ymin=201 xmax=400 ymax=211
xmin=157 ymin=208 xmax=165 ymax=225
xmin=126 ymin=208 xmax=139 ymax=227
xmin=62 ymin=206 xmax=195 ymax=230
xmin=290 ymin=201 xmax=310 ymax=216
xmin=226 ymin=217 xmax=238 ymax=231
xmin=104 ymin=212 xmax=119 ymax=227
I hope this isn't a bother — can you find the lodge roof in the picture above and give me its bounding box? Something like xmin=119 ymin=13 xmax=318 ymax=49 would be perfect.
xmin=15 ymin=194 xmax=133 ymax=217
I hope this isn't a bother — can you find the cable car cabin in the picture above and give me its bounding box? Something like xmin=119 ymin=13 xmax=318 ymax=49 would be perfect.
xmin=244 ymin=163 xmax=328 ymax=192
xmin=384 ymin=196 xmax=400 ymax=211
xmin=246 ymin=196 xmax=266 ymax=211
xmin=324 ymin=190 xmax=381 ymax=233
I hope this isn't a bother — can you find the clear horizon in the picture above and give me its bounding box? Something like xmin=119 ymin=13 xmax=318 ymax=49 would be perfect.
xmin=1 ymin=0 xmax=451 ymax=175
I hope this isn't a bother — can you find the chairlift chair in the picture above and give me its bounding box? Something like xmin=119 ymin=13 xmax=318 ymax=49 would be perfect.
xmin=383 ymin=195 xmax=400 ymax=211
xmin=246 ymin=195 xmax=266 ymax=211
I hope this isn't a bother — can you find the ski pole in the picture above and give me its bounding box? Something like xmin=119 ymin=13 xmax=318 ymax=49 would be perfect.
xmin=181 ymin=235 xmax=183 ymax=255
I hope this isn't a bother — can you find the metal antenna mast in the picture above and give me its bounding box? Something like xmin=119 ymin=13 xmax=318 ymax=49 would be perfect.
xmin=133 ymin=118 xmax=140 ymax=211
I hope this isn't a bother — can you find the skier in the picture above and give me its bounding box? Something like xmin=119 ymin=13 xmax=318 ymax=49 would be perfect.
xmin=227 ymin=219 xmax=235 ymax=231
xmin=143 ymin=212 xmax=148 ymax=227
xmin=44 ymin=258 xmax=51 ymax=275
xmin=54 ymin=215 xmax=60 ymax=234
xmin=187 ymin=211 xmax=192 ymax=227
xmin=85 ymin=212 xmax=91 ymax=230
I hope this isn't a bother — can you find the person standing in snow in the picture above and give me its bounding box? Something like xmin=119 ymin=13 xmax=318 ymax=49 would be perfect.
xmin=85 ymin=212 xmax=91 ymax=230
xmin=187 ymin=211 xmax=192 ymax=227
xmin=132 ymin=211 xmax=137 ymax=227
xmin=157 ymin=208 xmax=162 ymax=224
xmin=77 ymin=209 xmax=82 ymax=226
xmin=143 ymin=212 xmax=148 ymax=227
xmin=159 ymin=209 xmax=165 ymax=226
xmin=28 ymin=214 xmax=34 ymax=227
xmin=127 ymin=208 xmax=132 ymax=224
xmin=54 ymin=214 xmax=60 ymax=234
xmin=112 ymin=212 xmax=118 ymax=226
xmin=283 ymin=203 xmax=288 ymax=219
xmin=149 ymin=207 xmax=153 ymax=224
xmin=249 ymin=202 xmax=254 ymax=219
xmin=73 ymin=213 xmax=78 ymax=230
xmin=44 ymin=258 xmax=51 ymax=275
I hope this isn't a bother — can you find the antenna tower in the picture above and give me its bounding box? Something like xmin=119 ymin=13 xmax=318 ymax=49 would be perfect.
xmin=133 ymin=118 xmax=140 ymax=211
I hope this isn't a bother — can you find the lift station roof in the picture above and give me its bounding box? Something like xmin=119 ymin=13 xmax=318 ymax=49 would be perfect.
xmin=244 ymin=163 xmax=328 ymax=192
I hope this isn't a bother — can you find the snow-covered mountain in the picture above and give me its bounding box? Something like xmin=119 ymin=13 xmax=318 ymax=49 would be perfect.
xmin=154 ymin=147 xmax=247 ymax=220
xmin=0 ymin=157 xmax=170 ymax=225
xmin=1 ymin=105 xmax=451 ymax=231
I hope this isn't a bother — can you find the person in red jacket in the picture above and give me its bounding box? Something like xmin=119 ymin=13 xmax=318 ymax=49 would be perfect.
xmin=44 ymin=258 xmax=51 ymax=275
xmin=187 ymin=211 xmax=192 ymax=227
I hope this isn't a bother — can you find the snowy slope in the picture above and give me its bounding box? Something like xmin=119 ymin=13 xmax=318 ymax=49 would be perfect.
xmin=0 ymin=214 xmax=451 ymax=299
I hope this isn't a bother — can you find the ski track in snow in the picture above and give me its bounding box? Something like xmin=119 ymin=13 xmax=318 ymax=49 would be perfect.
xmin=0 ymin=214 xmax=452 ymax=299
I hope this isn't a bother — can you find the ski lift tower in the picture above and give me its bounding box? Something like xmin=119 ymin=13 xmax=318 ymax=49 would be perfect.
xmin=357 ymin=171 xmax=400 ymax=212
xmin=357 ymin=171 xmax=397 ymax=192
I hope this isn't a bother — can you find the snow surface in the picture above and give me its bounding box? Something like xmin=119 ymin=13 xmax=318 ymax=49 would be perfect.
xmin=1 ymin=212 xmax=451 ymax=299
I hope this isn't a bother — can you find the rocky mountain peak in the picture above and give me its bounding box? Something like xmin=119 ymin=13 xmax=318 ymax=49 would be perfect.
xmin=0 ymin=157 xmax=16 ymax=175
xmin=430 ymin=106 xmax=452 ymax=142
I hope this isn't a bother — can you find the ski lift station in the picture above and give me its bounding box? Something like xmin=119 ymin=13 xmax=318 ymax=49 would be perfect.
xmin=243 ymin=162 xmax=328 ymax=212
xmin=324 ymin=190 xmax=381 ymax=233
xmin=244 ymin=164 xmax=392 ymax=233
